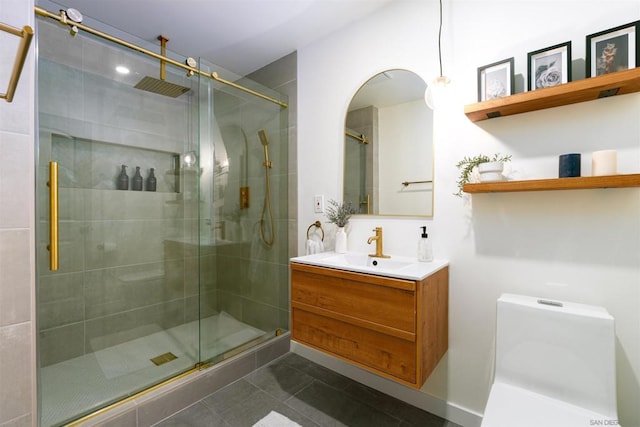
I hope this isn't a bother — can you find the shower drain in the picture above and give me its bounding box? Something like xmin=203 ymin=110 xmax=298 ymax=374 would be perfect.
xmin=150 ymin=352 xmax=178 ymax=366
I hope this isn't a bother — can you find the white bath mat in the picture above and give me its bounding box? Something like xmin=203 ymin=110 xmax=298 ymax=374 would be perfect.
xmin=253 ymin=411 xmax=302 ymax=427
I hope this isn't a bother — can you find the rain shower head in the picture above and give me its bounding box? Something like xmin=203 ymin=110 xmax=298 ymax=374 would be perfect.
xmin=258 ymin=129 xmax=269 ymax=146
xmin=134 ymin=76 xmax=190 ymax=98
xmin=134 ymin=35 xmax=190 ymax=98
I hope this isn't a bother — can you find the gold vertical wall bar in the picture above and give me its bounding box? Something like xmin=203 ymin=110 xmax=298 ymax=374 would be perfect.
xmin=48 ymin=162 xmax=59 ymax=271
xmin=0 ymin=23 xmax=34 ymax=103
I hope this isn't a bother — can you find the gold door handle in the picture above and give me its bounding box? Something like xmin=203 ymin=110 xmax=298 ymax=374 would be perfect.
xmin=48 ymin=161 xmax=59 ymax=271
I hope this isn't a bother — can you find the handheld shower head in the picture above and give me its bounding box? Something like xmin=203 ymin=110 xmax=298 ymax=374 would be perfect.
xmin=258 ymin=130 xmax=272 ymax=169
xmin=258 ymin=129 xmax=269 ymax=146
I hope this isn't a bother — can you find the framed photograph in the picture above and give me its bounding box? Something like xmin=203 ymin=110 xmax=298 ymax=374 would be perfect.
xmin=527 ymin=42 xmax=572 ymax=91
xmin=477 ymin=57 xmax=514 ymax=102
xmin=586 ymin=21 xmax=639 ymax=77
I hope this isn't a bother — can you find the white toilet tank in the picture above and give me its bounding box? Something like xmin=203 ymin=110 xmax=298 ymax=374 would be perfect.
xmin=495 ymin=294 xmax=617 ymax=418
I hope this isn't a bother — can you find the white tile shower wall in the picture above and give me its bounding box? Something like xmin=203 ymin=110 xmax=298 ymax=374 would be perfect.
xmin=0 ymin=0 xmax=36 ymax=425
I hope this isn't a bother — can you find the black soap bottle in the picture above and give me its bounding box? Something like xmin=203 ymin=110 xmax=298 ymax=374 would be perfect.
xmin=146 ymin=168 xmax=157 ymax=192
xmin=116 ymin=165 xmax=129 ymax=190
xmin=132 ymin=166 xmax=143 ymax=191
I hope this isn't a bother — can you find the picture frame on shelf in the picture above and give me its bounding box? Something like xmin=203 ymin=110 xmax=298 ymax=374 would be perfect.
xmin=527 ymin=41 xmax=572 ymax=91
xmin=477 ymin=57 xmax=514 ymax=102
xmin=586 ymin=20 xmax=639 ymax=77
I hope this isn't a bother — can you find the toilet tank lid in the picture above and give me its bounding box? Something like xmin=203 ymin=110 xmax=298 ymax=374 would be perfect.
xmin=498 ymin=293 xmax=613 ymax=321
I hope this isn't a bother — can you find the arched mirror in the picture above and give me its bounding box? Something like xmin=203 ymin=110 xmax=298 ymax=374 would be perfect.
xmin=344 ymin=69 xmax=433 ymax=217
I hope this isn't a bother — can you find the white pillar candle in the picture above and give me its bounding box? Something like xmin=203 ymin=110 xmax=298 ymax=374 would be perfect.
xmin=591 ymin=150 xmax=617 ymax=176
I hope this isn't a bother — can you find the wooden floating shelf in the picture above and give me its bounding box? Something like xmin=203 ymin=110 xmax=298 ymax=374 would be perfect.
xmin=463 ymin=174 xmax=640 ymax=193
xmin=464 ymin=68 xmax=640 ymax=122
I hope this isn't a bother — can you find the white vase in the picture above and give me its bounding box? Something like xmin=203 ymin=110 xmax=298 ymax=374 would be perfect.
xmin=335 ymin=227 xmax=347 ymax=253
xmin=478 ymin=161 xmax=505 ymax=182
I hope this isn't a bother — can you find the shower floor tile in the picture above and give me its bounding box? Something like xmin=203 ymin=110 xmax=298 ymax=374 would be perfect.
xmin=154 ymin=353 xmax=461 ymax=427
xmin=40 ymin=312 xmax=265 ymax=427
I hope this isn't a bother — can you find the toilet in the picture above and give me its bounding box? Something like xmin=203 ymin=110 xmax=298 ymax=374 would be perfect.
xmin=482 ymin=294 xmax=619 ymax=427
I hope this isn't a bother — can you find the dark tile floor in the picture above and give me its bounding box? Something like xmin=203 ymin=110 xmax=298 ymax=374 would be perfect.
xmin=154 ymin=352 xmax=460 ymax=427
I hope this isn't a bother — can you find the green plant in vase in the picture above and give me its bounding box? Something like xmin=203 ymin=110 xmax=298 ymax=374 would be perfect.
xmin=325 ymin=199 xmax=356 ymax=253
xmin=455 ymin=153 xmax=511 ymax=197
xmin=325 ymin=199 xmax=357 ymax=227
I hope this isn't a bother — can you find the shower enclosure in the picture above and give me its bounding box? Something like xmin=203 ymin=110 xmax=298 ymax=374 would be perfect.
xmin=35 ymin=5 xmax=288 ymax=425
xmin=344 ymin=107 xmax=377 ymax=215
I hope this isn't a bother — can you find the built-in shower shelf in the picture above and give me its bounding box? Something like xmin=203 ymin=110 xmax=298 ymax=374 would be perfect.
xmin=463 ymin=174 xmax=640 ymax=193
xmin=51 ymin=133 xmax=181 ymax=193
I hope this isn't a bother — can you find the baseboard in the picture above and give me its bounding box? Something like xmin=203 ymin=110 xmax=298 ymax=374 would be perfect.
xmin=291 ymin=341 xmax=482 ymax=427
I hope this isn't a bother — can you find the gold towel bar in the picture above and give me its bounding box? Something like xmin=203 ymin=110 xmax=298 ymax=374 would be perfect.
xmin=306 ymin=221 xmax=324 ymax=241
xmin=0 ymin=22 xmax=33 ymax=103
xmin=401 ymin=180 xmax=433 ymax=187
xmin=345 ymin=130 xmax=369 ymax=144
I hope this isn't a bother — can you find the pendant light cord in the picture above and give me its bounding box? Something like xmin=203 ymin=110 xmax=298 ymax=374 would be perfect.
xmin=437 ymin=0 xmax=443 ymax=77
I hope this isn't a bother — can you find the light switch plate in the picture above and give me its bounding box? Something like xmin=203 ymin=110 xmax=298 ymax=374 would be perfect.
xmin=314 ymin=195 xmax=324 ymax=213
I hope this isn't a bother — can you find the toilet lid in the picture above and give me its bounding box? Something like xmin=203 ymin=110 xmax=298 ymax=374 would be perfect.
xmin=481 ymin=383 xmax=620 ymax=427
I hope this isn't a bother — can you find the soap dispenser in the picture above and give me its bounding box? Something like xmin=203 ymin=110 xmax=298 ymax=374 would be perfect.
xmin=132 ymin=166 xmax=143 ymax=191
xmin=146 ymin=168 xmax=157 ymax=192
xmin=417 ymin=226 xmax=433 ymax=262
xmin=116 ymin=165 xmax=129 ymax=190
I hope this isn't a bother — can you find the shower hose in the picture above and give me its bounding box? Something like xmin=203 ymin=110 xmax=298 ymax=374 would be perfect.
xmin=260 ymin=131 xmax=275 ymax=246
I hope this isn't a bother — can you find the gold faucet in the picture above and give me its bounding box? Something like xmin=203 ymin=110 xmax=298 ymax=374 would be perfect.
xmin=367 ymin=227 xmax=390 ymax=258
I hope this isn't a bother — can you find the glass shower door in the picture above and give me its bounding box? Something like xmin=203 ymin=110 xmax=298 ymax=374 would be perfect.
xmin=197 ymin=59 xmax=289 ymax=363
xmin=344 ymin=129 xmax=371 ymax=214
xmin=37 ymin=16 xmax=200 ymax=426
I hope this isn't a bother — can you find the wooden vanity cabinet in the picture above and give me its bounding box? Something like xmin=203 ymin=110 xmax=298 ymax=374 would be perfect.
xmin=290 ymin=263 xmax=448 ymax=388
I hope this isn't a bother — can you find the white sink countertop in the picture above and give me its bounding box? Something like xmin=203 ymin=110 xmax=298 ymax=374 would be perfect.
xmin=290 ymin=252 xmax=448 ymax=281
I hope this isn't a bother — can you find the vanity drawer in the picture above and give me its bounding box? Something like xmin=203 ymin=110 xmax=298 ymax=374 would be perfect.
xmin=291 ymin=264 xmax=416 ymax=334
xmin=292 ymin=308 xmax=417 ymax=384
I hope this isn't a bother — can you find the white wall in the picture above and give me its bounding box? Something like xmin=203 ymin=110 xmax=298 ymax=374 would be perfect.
xmin=297 ymin=0 xmax=640 ymax=425
xmin=0 ymin=0 xmax=36 ymax=425
xmin=379 ymin=99 xmax=433 ymax=214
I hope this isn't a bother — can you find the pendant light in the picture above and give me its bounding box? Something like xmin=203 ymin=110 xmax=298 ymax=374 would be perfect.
xmin=425 ymin=0 xmax=451 ymax=110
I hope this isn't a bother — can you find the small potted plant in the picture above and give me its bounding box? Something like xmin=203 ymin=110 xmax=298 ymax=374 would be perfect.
xmin=455 ymin=153 xmax=512 ymax=197
xmin=325 ymin=199 xmax=357 ymax=253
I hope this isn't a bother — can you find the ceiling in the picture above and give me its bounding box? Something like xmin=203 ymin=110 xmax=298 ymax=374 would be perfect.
xmin=46 ymin=0 xmax=398 ymax=76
